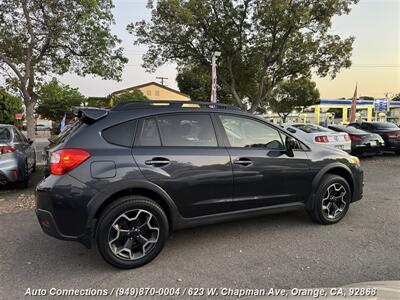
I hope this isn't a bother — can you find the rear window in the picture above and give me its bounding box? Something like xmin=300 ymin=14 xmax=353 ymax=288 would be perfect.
xmin=102 ymin=120 xmax=137 ymax=147
xmin=49 ymin=121 xmax=82 ymax=146
xmin=292 ymin=124 xmax=331 ymax=133
xmin=0 ymin=127 xmax=11 ymax=142
xmin=373 ymin=122 xmax=399 ymax=130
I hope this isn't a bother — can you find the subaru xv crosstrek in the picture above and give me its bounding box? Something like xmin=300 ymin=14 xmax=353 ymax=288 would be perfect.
xmin=36 ymin=101 xmax=364 ymax=269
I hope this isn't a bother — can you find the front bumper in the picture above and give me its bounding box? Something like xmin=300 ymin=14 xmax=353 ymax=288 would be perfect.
xmin=352 ymin=167 xmax=364 ymax=203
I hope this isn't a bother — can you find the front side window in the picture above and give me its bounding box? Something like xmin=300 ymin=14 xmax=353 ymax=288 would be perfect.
xmin=157 ymin=114 xmax=218 ymax=147
xmin=219 ymin=115 xmax=284 ymax=150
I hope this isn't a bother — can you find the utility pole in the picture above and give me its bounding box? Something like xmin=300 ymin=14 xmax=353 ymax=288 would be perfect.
xmin=210 ymin=52 xmax=221 ymax=103
xmin=156 ymin=77 xmax=168 ymax=86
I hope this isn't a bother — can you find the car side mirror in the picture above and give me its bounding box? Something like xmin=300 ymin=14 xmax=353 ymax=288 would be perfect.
xmin=286 ymin=137 xmax=296 ymax=157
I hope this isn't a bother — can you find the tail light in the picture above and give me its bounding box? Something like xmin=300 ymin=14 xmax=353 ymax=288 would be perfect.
xmin=350 ymin=135 xmax=362 ymax=141
xmin=384 ymin=133 xmax=400 ymax=139
xmin=50 ymin=149 xmax=90 ymax=176
xmin=315 ymin=136 xmax=329 ymax=143
xmin=0 ymin=146 xmax=16 ymax=154
xmin=344 ymin=134 xmax=351 ymax=142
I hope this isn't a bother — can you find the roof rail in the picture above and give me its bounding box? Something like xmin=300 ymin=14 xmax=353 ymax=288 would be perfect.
xmin=111 ymin=100 xmax=240 ymax=111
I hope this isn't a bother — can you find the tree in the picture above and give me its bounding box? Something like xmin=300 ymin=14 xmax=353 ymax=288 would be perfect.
xmin=392 ymin=93 xmax=400 ymax=102
xmin=268 ymin=77 xmax=320 ymax=123
xmin=0 ymin=0 xmax=128 ymax=138
xmin=86 ymin=97 xmax=110 ymax=108
xmin=111 ymin=90 xmax=149 ymax=106
xmin=36 ymin=78 xmax=85 ymax=127
xmin=130 ymin=0 xmax=358 ymax=112
xmin=0 ymin=87 xmax=23 ymax=124
xmin=176 ymin=65 xmax=233 ymax=104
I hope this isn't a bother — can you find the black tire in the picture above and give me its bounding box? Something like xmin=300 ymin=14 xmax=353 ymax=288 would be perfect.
xmin=96 ymin=196 xmax=169 ymax=269
xmin=309 ymin=174 xmax=351 ymax=225
xmin=395 ymin=150 xmax=400 ymax=156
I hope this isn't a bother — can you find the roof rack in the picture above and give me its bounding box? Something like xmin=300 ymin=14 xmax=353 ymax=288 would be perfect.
xmin=111 ymin=100 xmax=240 ymax=111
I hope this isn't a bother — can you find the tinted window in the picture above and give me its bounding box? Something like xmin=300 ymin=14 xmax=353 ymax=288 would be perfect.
xmin=373 ymin=122 xmax=398 ymax=129
xmin=157 ymin=114 xmax=218 ymax=147
xmin=135 ymin=118 xmax=161 ymax=147
xmin=102 ymin=120 xmax=136 ymax=147
xmin=219 ymin=115 xmax=284 ymax=150
xmin=0 ymin=127 xmax=11 ymax=142
xmin=49 ymin=121 xmax=82 ymax=147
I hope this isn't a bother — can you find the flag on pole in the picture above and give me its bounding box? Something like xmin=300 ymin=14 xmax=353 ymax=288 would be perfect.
xmin=60 ymin=113 xmax=67 ymax=131
xmin=349 ymin=83 xmax=358 ymax=123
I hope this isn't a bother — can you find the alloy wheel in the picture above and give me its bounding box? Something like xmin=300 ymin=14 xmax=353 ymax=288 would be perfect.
xmin=322 ymin=183 xmax=348 ymax=220
xmin=108 ymin=209 xmax=160 ymax=261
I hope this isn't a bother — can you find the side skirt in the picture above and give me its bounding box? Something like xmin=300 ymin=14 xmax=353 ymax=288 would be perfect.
xmin=172 ymin=202 xmax=305 ymax=230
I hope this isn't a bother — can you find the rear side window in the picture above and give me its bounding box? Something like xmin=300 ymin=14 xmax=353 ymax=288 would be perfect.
xmin=157 ymin=114 xmax=218 ymax=147
xmin=102 ymin=120 xmax=137 ymax=147
xmin=135 ymin=118 xmax=162 ymax=147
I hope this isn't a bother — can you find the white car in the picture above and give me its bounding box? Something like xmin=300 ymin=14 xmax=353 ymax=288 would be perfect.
xmin=282 ymin=123 xmax=351 ymax=152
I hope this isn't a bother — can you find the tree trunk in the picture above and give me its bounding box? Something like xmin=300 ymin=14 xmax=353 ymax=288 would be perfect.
xmin=24 ymin=98 xmax=36 ymax=139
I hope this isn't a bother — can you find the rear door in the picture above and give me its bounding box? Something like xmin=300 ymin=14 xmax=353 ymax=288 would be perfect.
xmin=216 ymin=114 xmax=312 ymax=211
xmin=132 ymin=113 xmax=233 ymax=218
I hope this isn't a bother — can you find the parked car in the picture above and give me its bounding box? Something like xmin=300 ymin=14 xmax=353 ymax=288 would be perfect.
xmin=35 ymin=124 xmax=51 ymax=131
xmin=328 ymin=125 xmax=385 ymax=156
xmin=281 ymin=123 xmax=351 ymax=153
xmin=348 ymin=122 xmax=400 ymax=155
xmin=36 ymin=101 xmax=364 ymax=269
xmin=0 ymin=125 xmax=36 ymax=187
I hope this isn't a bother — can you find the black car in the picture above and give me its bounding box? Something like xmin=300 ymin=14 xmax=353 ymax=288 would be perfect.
xmin=328 ymin=125 xmax=385 ymax=156
xmin=36 ymin=101 xmax=364 ymax=269
xmin=348 ymin=122 xmax=400 ymax=155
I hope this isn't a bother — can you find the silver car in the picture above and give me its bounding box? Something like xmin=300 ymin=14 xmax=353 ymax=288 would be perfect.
xmin=0 ymin=125 xmax=36 ymax=187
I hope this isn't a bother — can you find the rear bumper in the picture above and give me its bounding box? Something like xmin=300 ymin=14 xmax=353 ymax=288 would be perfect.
xmin=0 ymin=157 xmax=20 ymax=184
xmin=35 ymin=174 xmax=95 ymax=248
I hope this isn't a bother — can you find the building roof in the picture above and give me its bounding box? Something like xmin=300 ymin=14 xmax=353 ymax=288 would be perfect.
xmin=110 ymin=81 xmax=190 ymax=98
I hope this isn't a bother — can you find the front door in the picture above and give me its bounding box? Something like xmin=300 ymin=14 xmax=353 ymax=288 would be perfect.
xmin=216 ymin=114 xmax=312 ymax=211
xmin=132 ymin=114 xmax=233 ymax=218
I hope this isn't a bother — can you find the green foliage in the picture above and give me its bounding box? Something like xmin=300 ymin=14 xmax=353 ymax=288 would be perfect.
xmin=130 ymin=0 xmax=358 ymax=112
xmin=268 ymin=77 xmax=320 ymax=122
xmin=111 ymin=90 xmax=149 ymax=106
xmin=0 ymin=0 xmax=128 ymax=137
xmin=86 ymin=97 xmax=110 ymax=108
xmin=0 ymin=88 xmax=23 ymax=124
xmin=176 ymin=65 xmax=233 ymax=104
xmin=36 ymin=78 xmax=85 ymax=123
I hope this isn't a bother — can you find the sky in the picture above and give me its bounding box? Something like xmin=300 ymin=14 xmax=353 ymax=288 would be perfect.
xmin=7 ymin=0 xmax=400 ymax=99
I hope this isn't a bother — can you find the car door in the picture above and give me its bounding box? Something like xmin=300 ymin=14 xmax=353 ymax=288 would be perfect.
xmin=216 ymin=114 xmax=313 ymax=211
xmin=132 ymin=113 xmax=233 ymax=218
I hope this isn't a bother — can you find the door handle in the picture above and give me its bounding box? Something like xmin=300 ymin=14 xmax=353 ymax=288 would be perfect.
xmin=234 ymin=158 xmax=253 ymax=167
xmin=145 ymin=158 xmax=170 ymax=167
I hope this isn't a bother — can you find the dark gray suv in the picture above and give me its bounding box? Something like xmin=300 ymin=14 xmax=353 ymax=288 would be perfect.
xmin=36 ymin=101 xmax=363 ymax=269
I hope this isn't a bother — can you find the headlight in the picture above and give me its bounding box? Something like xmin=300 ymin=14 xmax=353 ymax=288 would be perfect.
xmin=347 ymin=156 xmax=360 ymax=167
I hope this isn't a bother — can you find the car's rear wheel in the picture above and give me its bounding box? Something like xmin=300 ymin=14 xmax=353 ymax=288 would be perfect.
xmin=96 ymin=196 xmax=169 ymax=269
xmin=309 ymin=174 xmax=351 ymax=225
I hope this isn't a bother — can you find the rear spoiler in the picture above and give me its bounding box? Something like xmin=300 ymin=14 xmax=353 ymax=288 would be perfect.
xmin=73 ymin=107 xmax=108 ymax=124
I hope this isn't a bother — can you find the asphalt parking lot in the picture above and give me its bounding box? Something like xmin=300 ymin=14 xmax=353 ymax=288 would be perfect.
xmin=0 ymin=155 xmax=399 ymax=299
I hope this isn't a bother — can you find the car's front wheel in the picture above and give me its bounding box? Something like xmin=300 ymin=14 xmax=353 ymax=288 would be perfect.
xmin=309 ymin=174 xmax=351 ymax=225
xmin=96 ymin=196 xmax=169 ymax=269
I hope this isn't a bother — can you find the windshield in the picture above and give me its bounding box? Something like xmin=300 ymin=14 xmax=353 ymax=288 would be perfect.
xmin=292 ymin=124 xmax=331 ymax=133
xmin=0 ymin=127 xmax=11 ymax=142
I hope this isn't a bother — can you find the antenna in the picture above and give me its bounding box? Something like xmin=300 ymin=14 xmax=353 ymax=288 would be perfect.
xmin=156 ymin=77 xmax=168 ymax=85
